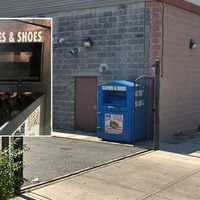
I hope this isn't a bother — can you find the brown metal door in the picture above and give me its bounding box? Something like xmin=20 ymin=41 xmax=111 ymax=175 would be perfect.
xmin=75 ymin=77 xmax=97 ymax=132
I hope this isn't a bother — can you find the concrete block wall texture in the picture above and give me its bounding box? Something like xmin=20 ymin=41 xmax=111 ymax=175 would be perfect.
xmin=52 ymin=2 xmax=150 ymax=131
xmin=159 ymin=3 xmax=200 ymax=140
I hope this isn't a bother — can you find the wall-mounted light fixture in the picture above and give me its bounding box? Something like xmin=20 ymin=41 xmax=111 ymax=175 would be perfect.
xmin=59 ymin=38 xmax=65 ymax=44
xmin=53 ymin=36 xmax=65 ymax=44
xmin=189 ymin=39 xmax=197 ymax=49
xmin=83 ymin=37 xmax=93 ymax=48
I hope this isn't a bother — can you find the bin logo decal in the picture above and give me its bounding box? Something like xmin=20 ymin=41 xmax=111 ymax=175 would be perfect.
xmin=105 ymin=113 xmax=123 ymax=134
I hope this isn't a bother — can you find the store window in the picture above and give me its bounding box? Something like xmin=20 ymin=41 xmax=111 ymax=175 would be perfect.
xmin=0 ymin=43 xmax=42 ymax=81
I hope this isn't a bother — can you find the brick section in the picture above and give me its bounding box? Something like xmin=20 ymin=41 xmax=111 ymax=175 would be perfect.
xmin=160 ymin=4 xmax=200 ymax=140
xmin=146 ymin=1 xmax=163 ymax=66
xmin=52 ymin=3 xmax=149 ymax=131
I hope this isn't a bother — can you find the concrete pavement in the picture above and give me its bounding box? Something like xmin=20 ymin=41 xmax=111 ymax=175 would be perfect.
xmin=15 ymin=150 xmax=200 ymax=200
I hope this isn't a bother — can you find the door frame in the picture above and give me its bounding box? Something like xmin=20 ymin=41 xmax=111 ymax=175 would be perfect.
xmin=74 ymin=76 xmax=98 ymax=132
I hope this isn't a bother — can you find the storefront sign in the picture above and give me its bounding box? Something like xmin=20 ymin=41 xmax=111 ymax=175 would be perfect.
xmin=105 ymin=113 xmax=123 ymax=134
xmin=0 ymin=31 xmax=42 ymax=43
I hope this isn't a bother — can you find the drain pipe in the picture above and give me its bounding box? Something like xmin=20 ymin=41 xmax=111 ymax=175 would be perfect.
xmin=153 ymin=59 xmax=160 ymax=150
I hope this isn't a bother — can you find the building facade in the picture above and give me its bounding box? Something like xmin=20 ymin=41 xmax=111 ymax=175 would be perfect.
xmin=52 ymin=2 xmax=150 ymax=132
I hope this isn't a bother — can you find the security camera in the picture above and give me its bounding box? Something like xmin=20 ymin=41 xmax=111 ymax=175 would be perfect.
xmin=69 ymin=49 xmax=75 ymax=55
xmin=69 ymin=48 xmax=80 ymax=56
xmin=99 ymin=64 xmax=109 ymax=73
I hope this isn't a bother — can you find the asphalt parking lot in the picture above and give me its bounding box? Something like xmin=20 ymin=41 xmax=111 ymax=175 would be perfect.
xmin=23 ymin=137 xmax=146 ymax=187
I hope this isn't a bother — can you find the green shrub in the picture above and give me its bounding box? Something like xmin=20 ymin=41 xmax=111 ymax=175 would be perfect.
xmin=0 ymin=142 xmax=28 ymax=200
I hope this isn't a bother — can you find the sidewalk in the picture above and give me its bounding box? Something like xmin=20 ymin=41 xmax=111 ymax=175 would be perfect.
xmin=15 ymin=150 xmax=200 ymax=200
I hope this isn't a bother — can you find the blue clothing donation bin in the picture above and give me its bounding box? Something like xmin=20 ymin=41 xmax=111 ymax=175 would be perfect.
xmin=97 ymin=80 xmax=145 ymax=143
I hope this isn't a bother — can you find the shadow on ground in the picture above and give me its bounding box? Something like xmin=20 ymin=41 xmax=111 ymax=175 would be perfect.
xmin=16 ymin=194 xmax=36 ymax=200
xmin=161 ymin=132 xmax=200 ymax=157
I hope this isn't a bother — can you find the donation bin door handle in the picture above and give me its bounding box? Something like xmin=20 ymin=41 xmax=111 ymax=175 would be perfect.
xmin=107 ymin=106 xmax=115 ymax=109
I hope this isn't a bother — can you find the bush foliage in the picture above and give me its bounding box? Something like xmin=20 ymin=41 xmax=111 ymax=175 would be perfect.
xmin=0 ymin=142 xmax=28 ymax=200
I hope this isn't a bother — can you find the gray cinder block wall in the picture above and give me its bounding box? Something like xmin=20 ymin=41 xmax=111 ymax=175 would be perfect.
xmin=52 ymin=3 xmax=150 ymax=132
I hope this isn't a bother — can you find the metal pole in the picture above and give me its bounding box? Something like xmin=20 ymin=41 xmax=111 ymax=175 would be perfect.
xmin=153 ymin=59 xmax=160 ymax=150
xmin=11 ymin=136 xmax=23 ymax=195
